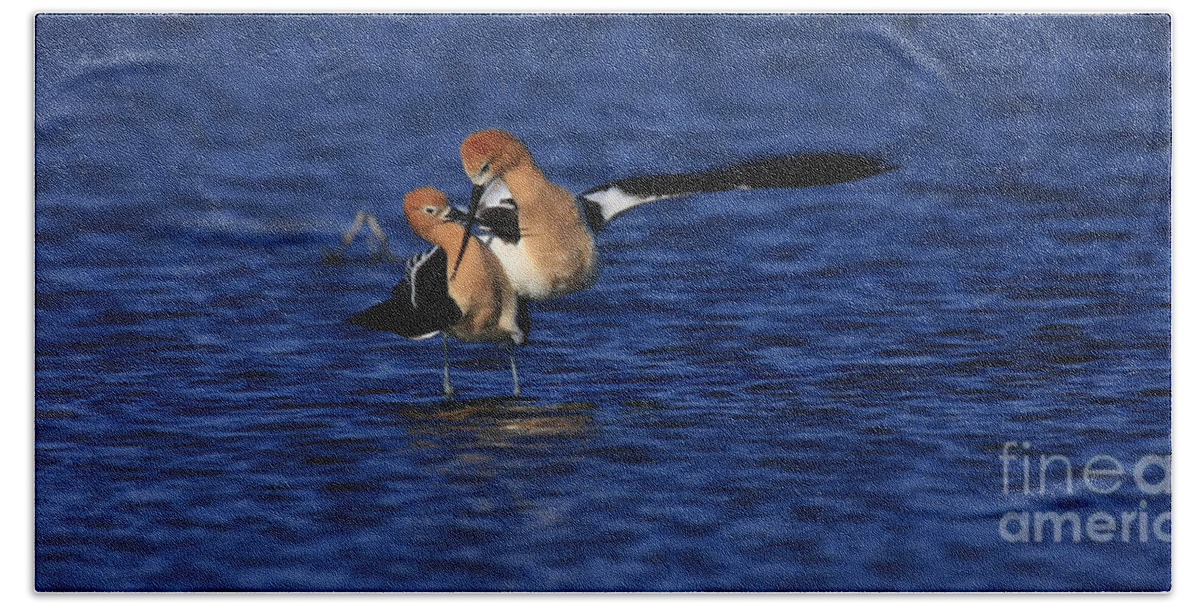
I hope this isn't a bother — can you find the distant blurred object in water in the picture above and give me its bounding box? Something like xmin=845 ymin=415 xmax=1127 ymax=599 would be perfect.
xmin=323 ymin=210 xmax=399 ymax=264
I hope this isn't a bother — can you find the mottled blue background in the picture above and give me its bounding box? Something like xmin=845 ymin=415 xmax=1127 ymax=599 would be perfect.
xmin=35 ymin=14 xmax=1170 ymax=591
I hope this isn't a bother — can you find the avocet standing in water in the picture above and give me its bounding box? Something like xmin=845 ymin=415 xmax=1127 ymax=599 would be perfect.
xmin=347 ymin=186 xmax=528 ymax=399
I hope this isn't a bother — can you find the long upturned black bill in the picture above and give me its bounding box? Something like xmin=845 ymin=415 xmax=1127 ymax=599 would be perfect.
xmin=450 ymin=183 xmax=485 ymax=280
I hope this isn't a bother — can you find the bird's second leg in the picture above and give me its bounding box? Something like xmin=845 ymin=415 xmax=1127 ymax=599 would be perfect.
xmin=508 ymin=343 xmax=521 ymax=397
xmin=442 ymin=333 xmax=455 ymax=400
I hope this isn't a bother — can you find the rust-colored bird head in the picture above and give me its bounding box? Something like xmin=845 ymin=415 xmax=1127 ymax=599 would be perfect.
xmin=452 ymin=129 xmax=535 ymax=278
xmin=402 ymin=186 xmax=457 ymax=241
xmin=459 ymin=129 xmax=532 ymax=186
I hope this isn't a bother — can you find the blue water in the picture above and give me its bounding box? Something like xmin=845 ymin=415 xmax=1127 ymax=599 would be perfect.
xmin=34 ymin=14 xmax=1170 ymax=591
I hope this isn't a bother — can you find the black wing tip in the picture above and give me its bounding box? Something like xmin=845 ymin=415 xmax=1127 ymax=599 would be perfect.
xmin=345 ymin=298 xmax=412 ymax=333
xmin=861 ymin=158 xmax=901 ymax=176
xmin=758 ymin=152 xmax=899 ymax=186
xmin=344 ymin=310 xmax=372 ymax=326
xmin=345 ymin=304 xmax=391 ymax=332
xmin=767 ymin=151 xmax=896 ymax=168
xmin=581 ymin=151 xmax=898 ymax=201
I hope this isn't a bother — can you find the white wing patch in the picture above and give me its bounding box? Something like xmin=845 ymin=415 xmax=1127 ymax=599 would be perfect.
xmin=404 ymin=247 xmax=440 ymax=309
xmin=579 ymin=186 xmax=675 ymax=224
xmin=477 ymin=233 xmax=553 ymax=300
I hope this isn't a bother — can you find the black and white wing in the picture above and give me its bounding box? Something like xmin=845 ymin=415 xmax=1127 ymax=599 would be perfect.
xmin=472 ymin=179 xmax=521 ymax=244
xmin=346 ymin=246 xmax=462 ymax=339
xmin=577 ymin=152 xmax=898 ymax=232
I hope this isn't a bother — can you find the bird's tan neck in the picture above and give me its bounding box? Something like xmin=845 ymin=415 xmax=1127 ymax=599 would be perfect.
xmin=494 ymin=162 xmax=597 ymax=298
xmin=418 ymin=222 xmax=472 ymax=259
xmin=504 ymin=162 xmax=584 ymax=228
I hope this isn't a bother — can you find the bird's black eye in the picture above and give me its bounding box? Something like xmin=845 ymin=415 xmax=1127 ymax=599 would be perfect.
xmin=480 ymin=161 xmax=491 ymax=174
xmin=423 ymin=206 xmax=437 ymax=214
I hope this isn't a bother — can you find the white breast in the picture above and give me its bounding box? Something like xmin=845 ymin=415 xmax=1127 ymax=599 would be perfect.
xmin=479 ymin=234 xmax=553 ymax=300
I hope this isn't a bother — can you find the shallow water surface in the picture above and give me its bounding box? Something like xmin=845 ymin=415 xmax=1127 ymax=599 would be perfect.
xmin=35 ymin=14 xmax=1170 ymax=591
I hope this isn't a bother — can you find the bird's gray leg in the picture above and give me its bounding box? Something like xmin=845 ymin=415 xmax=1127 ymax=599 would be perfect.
xmin=508 ymin=343 xmax=520 ymax=397
xmin=442 ymin=333 xmax=455 ymax=400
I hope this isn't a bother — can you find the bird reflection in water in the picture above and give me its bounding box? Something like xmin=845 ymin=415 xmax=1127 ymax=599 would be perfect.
xmin=387 ymin=397 xmax=597 ymax=451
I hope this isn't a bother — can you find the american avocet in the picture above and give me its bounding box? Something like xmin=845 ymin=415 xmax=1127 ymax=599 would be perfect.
xmin=452 ymin=129 xmax=896 ymax=300
xmin=347 ymin=186 xmax=529 ymax=399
